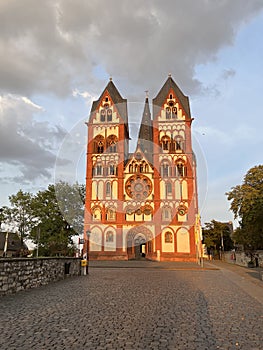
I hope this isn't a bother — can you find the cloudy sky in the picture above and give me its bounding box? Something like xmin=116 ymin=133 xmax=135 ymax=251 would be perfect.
xmin=0 ymin=0 xmax=263 ymax=227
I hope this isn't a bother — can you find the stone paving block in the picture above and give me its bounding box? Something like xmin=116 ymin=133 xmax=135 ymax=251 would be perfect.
xmin=0 ymin=263 xmax=263 ymax=349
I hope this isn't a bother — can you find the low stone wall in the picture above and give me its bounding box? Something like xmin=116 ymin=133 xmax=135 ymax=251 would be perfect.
xmin=0 ymin=257 xmax=81 ymax=296
xmin=223 ymin=250 xmax=263 ymax=268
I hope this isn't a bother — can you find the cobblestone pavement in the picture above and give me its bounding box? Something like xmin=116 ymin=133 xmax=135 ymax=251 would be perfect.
xmin=1 ymin=261 xmax=263 ymax=350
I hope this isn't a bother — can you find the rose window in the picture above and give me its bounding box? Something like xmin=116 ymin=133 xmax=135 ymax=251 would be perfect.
xmin=125 ymin=175 xmax=152 ymax=200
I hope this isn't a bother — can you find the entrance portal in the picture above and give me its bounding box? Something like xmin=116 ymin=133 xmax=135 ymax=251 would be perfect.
xmin=127 ymin=227 xmax=153 ymax=260
xmin=134 ymin=236 xmax=146 ymax=259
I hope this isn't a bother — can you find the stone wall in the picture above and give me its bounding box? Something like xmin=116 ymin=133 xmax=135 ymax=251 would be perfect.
xmin=0 ymin=257 xmax=81 ymax=296
xmin=223 ymin=250 xmax=263 ymax=267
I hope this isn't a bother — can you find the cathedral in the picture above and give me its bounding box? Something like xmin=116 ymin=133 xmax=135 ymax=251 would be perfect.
xmin=84 ymin=75 xmax=201 ymax=261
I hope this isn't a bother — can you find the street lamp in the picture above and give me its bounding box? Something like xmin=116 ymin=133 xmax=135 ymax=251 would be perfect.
xmin=86 ymin=230 xmax=91 ymax=275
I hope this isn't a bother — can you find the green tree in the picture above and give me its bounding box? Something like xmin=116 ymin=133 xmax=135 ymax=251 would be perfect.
xmin=226 ymin=165 xmax=263 ymax=254
xmin=55 ymin=181 xmax=85 ymax=235
xmin=7 ymin=190 xmax=35 ymax=245
xmin=30 ymin=182 xmax=84 ymax=256
xmin=4 ymin=182 xmax=85 ymax=256
xmin=30 ymin=184 xmax=73 ymax=256
xmin=202 ymin=220 xmax=234 ymax=258
xmin=0 ymin=206 xmax=8 ymax=229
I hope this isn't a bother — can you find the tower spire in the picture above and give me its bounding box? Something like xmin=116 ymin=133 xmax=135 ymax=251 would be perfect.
xmin=137 ymin=94 xmax=153 ymax=161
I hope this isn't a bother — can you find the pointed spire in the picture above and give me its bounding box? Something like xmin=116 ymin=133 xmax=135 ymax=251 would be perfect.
xmin=137 ymin=96 xmax=153 ymax=161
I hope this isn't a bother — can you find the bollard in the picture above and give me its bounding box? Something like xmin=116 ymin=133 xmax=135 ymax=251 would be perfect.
xmin=81 ymin=259 xmax=87 ymax=276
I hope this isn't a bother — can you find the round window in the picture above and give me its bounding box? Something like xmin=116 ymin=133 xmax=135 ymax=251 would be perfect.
xmin=125 ymin=175 xmax=152 ymax=199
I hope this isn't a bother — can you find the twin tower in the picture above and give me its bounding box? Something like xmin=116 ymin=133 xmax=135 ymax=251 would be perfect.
xmin=84 ymin=75 xmax=201 ymax=261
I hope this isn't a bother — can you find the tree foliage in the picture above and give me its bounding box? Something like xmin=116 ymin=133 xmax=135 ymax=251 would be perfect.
xmin=4 ymin=182 xmax=85 ymax=256
xmin=202 ymin=220 xmax=234 ymax=254
xmin=7 ymin=190 xmax=35 ymax=244
xmin=226 ymin=165 xmax=263 ymax=251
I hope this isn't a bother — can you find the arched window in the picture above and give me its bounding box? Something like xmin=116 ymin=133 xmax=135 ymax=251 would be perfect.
xmin=143 ymin=205 xmax=153 ymax=221
xmin=107 ymin=109 xmax=112 ymax=122
xmin=93 ymin=163 xmax=103 ymax=176
xmin=106 ymin=207 xmax=116 ymax=221
xmin=176 ymin=162 xmax=186 ymax=177
xmin=96 ymin=164 xmax=102 ymax=176
xmin=100 ymin=109 xmax=106 ymax=122
xmin=160 ymin=161 xmax=171 ymax=178
xmin=109 ymin=141 xmax=116 ymax=153
xmin=106 ymin=182 xmax=111 ymax=197
xmin=108 ymin=164 xmax=117 ymax=176
xmin=106 ymin=135 xmax=118 ymax=153
xmin=106 ymin=231 xmax=114 ymax=242
xmin=165 ymin=232 xmax=173 ymax=243
xmin=94 ymin=135 xmax=105 ymax=154
xmin=92 ymin=207 xmax=102 ymax=221
xmin=98 ymin=141 xmax=104 ymax=153
xmin=165 ymin=107 xmax=171 ymax=119
xmin=172 ymin=107 xmax=177 ymax=119
xmin=125 ymin=207 xmax=134 ymax=220
xmin=162 ymin=207 xmax=172 ymax=221
xmin=160 ymin=136 xmax=170 ymax=151
xmin=176 ymin=138 xmax=184 ymax=151
xmin=165 ymin=182 xmax=172 ymax=197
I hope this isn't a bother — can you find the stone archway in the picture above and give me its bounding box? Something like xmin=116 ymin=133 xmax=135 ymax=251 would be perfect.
xmin=134 ymin=235 xmax=146 ymax=259
xmin=126 ymin=226 xmax=153 ymax=260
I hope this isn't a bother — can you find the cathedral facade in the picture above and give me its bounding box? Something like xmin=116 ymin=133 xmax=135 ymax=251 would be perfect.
xmin=84 ymin=75 xmax=201 ymax=261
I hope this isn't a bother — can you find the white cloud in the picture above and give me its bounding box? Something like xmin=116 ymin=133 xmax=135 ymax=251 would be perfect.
xmin=0 ymin=0 xmax=262 ymax=97
xmin=21 ymin=97 xmax=44 ymax=110
xmin=0 ymin=0 xmax=263 ymax=222
xmin=0 ymin=94 xmax=67 ymax=184
xmin=72 ymin=89 xmax=95 ymax=102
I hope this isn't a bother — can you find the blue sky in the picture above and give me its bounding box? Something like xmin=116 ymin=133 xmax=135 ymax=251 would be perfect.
xmin=0 ymin=0 xmax=263 ymax=229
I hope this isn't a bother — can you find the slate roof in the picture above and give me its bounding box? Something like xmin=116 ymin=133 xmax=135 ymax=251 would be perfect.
xmin=137 ymin=97 xmax=153 ymax=163
xmin=152 ymin=76 xmax=191 ymax=119
xmin=90 ymin=80 xmax=129 ymax=134
xmin=0 ymin=231 xmax=28 ymax=252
